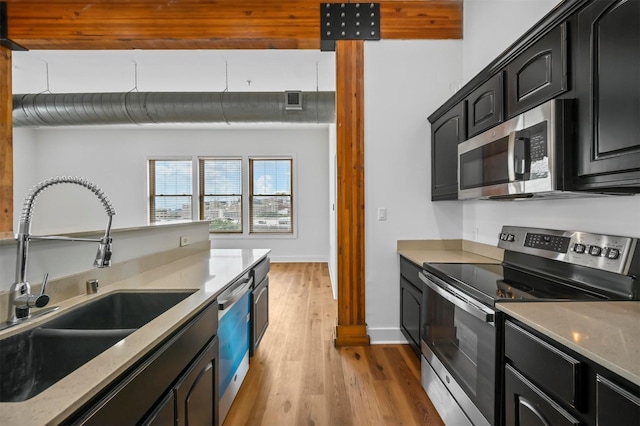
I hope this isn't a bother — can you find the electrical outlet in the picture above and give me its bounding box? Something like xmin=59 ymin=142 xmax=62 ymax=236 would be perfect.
xmin=180 ymin=236 xmax=189 ymax=247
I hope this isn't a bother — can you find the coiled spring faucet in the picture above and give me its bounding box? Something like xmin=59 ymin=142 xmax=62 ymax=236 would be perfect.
xmin=7 ymin=176 xmax=116 ymax=325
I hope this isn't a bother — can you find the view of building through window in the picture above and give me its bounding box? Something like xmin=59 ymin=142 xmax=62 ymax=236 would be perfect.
xmin=250 ymin=158 xmax=293 ymax=233
xmin=149 ymin=159 xmax=192 ymax=224
xmin=149 ymin=157 xmax=293 ymax=234
xmin=200 ymin=158 xmax=243 ymax=233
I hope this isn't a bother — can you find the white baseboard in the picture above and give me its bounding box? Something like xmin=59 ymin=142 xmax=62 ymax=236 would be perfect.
xmin=368 ymin=327 xmax=409 ymax=345
xmin=268 ymin=256 xmax=328 ymax=263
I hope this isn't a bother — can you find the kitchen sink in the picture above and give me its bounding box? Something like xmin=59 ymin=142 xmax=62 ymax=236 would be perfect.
xmin=0 ymin=290 xmax=195 ymax=402
xmin=41 ymin=291 xmax=195 ymax=330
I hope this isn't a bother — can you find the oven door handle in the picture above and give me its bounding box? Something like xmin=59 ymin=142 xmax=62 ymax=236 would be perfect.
xmin=419 ymin=271 xmax=495 ymax=325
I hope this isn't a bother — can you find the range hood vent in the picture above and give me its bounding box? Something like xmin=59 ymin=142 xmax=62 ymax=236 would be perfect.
xmin=12 ymin=91 xmax=335 ymax=127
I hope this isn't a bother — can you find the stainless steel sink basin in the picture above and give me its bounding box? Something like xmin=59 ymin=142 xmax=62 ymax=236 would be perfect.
xmin=0 ymin=290 xmax=195 ymax=402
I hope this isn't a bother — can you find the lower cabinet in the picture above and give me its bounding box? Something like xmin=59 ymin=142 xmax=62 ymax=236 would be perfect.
xmin=145 ymin=337 xmax=219 ymax=426
xmin=504 ymin=319 xmax=640 ymax=426
xmin=250 ymin=257 xmax=270 ymax=357
xmin=505 ymin=364 xmax=580 ymax=426
xmin=66 ymin=301 xmax=219 ymax=425
xmin=399 ymin=256 xmax=424 ymax=357
xmin=595 ymin=374 xmax=640 ymax=426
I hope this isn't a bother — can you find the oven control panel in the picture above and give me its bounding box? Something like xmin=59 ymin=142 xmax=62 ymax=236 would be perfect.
xmin=498 ymin=226 xmax=638 ymax=275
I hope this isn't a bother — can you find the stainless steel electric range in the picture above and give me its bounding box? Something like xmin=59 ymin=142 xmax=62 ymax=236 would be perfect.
xmin=419 ymin=226 xmax=639 ymax=426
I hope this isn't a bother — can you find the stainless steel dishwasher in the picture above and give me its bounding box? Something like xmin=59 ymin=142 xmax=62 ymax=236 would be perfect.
xmin=217 ymin=272 xmax=253 ymax=426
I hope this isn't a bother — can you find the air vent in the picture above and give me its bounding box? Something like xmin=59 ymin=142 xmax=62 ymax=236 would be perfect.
xmin=285 ymin=91 xmax=303 ymax=110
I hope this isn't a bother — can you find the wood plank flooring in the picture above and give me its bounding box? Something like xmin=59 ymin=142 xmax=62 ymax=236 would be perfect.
xmin=222 ymin=263 xmax=444 ymax=426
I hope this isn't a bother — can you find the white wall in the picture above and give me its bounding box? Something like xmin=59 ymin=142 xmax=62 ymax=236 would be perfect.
xmin=364 ymin=40 xmax=464 ymax=343
xmin=13 ymin=128 xmax=38 ymax=223
xmin=462 ymin=0 xmax=563 ymax=81
xmin=17 ymin=126 xmax=330 ymax=263
xmin=461 ymin=0 xmax=640 ymax=242
xmin=0 ymin=221 xmax=210 ymax=292
xmin=328 ymin=124 xmax=338 ymax=299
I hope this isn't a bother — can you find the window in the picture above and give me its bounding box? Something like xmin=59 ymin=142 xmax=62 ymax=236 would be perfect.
xmin=149 ymin=159 xmax=193 ymax=223
xmin=199 ymin=158 xmax=243 ymax=233
xmin=249 ymin=158 xmax=293 ymax=234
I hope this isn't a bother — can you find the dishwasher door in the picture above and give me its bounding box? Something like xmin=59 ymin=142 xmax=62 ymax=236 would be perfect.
xmin=218 ymin=274 xmax=252 ymax=425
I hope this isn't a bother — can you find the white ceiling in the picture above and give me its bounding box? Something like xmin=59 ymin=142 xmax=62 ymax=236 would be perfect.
xmin=12 ymin=50 xmax=336 ymax=94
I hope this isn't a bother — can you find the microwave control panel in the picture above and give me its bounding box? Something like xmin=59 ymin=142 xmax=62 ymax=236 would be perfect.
xmin=498 ymin=226 xmax=638 ymax=275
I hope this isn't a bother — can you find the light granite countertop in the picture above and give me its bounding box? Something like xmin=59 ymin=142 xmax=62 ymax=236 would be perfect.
xmin=0 ymin=248 xmax=270 ymax=426
xmin=497 ymin=301 xmax=640 ymax=386
xmin=397 ymin=239 xmax=503 ymax=266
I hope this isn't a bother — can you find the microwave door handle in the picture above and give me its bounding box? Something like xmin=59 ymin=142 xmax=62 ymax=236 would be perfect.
xmin=419 ymin=272 xmax=495 ymax=325
xmin=507 ymin=131 xmax=517 ymax=182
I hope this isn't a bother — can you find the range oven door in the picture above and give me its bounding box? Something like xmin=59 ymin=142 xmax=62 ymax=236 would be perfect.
xmin=419 ymin=271 xmax=497 ymax=426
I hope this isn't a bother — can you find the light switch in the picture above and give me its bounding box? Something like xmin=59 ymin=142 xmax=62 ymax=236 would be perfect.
xmin=377 ymin=208 xmax=387 ymax=221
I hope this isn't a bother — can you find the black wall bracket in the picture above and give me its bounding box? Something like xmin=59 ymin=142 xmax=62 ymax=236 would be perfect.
xmin=0 ymin=2 xmax=28 ymax=51
xmin=320 ymin=2 xmax=380 ymax=51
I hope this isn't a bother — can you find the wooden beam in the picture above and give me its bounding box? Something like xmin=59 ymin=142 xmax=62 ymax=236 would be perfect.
xmin=334 ymin=39 xmax=369 ymax=347
xmin=0 ymin=46 xmax=12 ymax=236
xmin=5 ymin=1 xmax=462 ymax=50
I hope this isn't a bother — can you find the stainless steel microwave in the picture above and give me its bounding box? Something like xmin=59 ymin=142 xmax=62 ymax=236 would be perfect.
xmin=458 ymin=99 xmax=574 ymax=200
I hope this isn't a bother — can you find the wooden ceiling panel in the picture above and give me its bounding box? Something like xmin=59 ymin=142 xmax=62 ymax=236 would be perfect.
xmin=5 ymin=0 xmax=462 ymax=50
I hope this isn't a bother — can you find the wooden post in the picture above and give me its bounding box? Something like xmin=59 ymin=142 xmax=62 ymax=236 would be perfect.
xmin=0 ymin=46 xmax=12 ymax=236
xmin=334 ymin=39 xmax=369 ymax=346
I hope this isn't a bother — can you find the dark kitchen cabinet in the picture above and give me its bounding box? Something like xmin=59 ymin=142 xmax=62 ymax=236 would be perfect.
xmin=573 ymin=0 xmax=640 ymax=190
xmin=174 ymin=337 xmax=218 ymax=426
xmin=503 ymin=319 xmax=640 ymax=426
xmin=466 ymin=73 xmax=504 ymax=138
xmin=505 ymin=23 xmax=568 ymax=118
xmin=399 ymin=256 xmax=424 ymax=357
xmin=145 ymin=337 xmax=219 ymax=426
xmin=68 ymin=301 xmax=219 ymax=426
xmin=430 ymin=102 xmax=465 ymax=201
xmin=145 ymin=392 xmax=175 ymax=426
xmin=505 ymin=364 xmax=581 ymax=426
xmin=595 ymin=374 xmax=640 ymax=426
xmin=250 ymin=257 xmax=270 ymax=356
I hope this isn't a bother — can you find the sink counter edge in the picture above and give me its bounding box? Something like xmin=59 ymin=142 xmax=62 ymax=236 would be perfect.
xmin=0 ymin=248 xmax=270 ymax=426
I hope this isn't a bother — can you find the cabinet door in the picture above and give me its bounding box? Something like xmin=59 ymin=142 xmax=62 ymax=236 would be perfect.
xmin=431 ymin=102 xmax=465 ymax=201
xmin=505 ymin=23 xmax=567 ymax=117
xmin=175 ymin=337 xmax=219 ymax=426
xmin=466 ymin=73 xmax=504 ymax=138
xmin=400 ymin=277 xmax=422 ymax=357
xmin=574 ymin=0 xmax=640 ymax=189
xmin=505 ymin=321 xmax=583 ymax=410
xmin=251 ymin=276 xmax=269 ymax=356
xmin=505 ymin=364 xmax=581 ymax=426
xmin=596 ymin=374 xmax=640 ymax=426
xmin=144 ymin=392 xmax=175 ymax=426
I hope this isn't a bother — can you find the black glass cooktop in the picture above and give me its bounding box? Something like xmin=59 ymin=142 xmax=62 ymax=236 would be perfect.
xmin=423 ymin=262 xmax=606 ymax=307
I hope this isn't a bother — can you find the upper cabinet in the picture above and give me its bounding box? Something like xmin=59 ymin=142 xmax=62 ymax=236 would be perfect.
xmin=466 ymin=73 xmax=504 ymax=138
xmin=428 ymin=0 xmax=640 ymax=201
xmin=430 ymin=102 xmax=465 ymax=201
xmin=573 ymin=0 xmax=640 ymax=190
xmin=505 ymin=23 xmax=568 ymax=118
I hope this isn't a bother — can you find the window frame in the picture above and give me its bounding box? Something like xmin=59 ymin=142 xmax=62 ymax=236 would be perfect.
xmin=198 ymin=157 xmax=244 ymax=234
xmin=249 ymin=157 xmax=294 ymax=235
xmin=148 ymin=157 xmax=194 ymax=224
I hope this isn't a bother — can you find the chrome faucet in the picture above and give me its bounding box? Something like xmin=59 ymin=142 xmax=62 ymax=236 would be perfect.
xmin=7 ymin=176 xmax=116 ymax=325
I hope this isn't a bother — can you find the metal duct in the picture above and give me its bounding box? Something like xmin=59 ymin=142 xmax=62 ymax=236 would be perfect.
xmin=12 ymin=91 xmax=335 ymax=127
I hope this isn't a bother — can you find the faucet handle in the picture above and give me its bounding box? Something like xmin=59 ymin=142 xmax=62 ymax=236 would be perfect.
xmin=40 ymin=273 xmax=49 ymax=296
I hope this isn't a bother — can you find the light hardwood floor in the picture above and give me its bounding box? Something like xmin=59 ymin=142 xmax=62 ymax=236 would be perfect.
xmin=222 ymin=262 xmax=445 ymax=426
